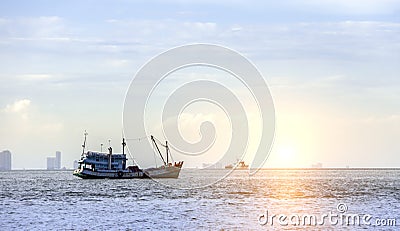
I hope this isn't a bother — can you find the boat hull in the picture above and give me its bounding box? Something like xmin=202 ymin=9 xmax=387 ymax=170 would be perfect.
xmin=144 ymin=165 xmax=182 ymax=178
xmin=224 ymin=166 xmax=249 ymax=170
xmin=73 ymin=169 xmax=148 ymax=179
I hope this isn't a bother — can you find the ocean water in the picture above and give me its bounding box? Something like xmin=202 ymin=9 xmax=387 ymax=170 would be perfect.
xmin=0 ymin=169 xmax=399 ymax=230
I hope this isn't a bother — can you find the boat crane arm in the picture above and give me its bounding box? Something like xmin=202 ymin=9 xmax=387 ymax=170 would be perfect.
xmin=151 ymin=136 xmax=175 ymax=164
xmin=151 ymin=135 xmax=167 ymax=165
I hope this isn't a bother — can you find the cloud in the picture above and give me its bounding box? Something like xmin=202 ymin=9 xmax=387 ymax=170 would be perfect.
xmin=106 ymin=59 xmax=131 ymax=67
xmin=155 ymin=0 xmax=400 ymax=13
xmin=0 ymin=16 xmax=398 ymax=107
xmin=0 ymin=18 xmax=9 ymax=25
xmin=0 ymin=16 xmax=66 ymax=39
xmin=104 ymin=19 xmax=218 ymax=43
xmin=296 ymin=0 xmax=400 ymax=15
xmin=1 ymin=99 xmax=64 ymax=134
xmin=17 ymin=74 xmax=53 ymax=80
xmin=183 ymin=22 xmax=217 ymax=31
xmin=2 ymin=15 xmax=398 ymax=69
xmin=3 ymin=99 xmax=31 ymax=113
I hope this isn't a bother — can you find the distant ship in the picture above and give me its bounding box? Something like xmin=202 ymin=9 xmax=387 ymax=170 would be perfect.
xmin=73 ymin=132 xmax=183 ymax=179
xmin=225 ymin=160 xmax=249 ymax=170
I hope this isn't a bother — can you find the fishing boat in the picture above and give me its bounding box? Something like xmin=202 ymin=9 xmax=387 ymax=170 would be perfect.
xmin=225 ymin=160 xmax=249 ymax=170
xmin=73 ymin=131 xmax=147 ymax=179
xmin=143 ymin=135 xmax=184 ymax=179
xmin=73 ymin=132 xmax=183 ymax=179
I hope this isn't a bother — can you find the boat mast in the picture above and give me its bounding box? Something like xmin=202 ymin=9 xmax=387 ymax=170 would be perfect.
xmin=108 ymin=146 xmax=112 ymax=170
xmin=122 ymin=138 xmax=126 ymax=155
xmin=151 ymin=135 xmax=166 ymax=165
xmin=82 ymin=130 xmax=88 ymax=155
xmin=166 ymin=141 xmax=169 ymax=164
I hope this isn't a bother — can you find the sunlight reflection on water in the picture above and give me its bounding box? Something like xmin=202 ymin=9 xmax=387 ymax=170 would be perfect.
xmin=0 ymin=169 xmax=399 ymax=230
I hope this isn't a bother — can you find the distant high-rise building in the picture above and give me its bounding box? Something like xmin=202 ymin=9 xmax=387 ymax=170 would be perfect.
xmin=0 ymin=150 xmax=12 ymax=171
xmin=47 ymin=157 xmax=56 ymax=170
xmin=46 ymin=151 xmax=62 ymax=170
xmin=55 ymin=151 xmax=61 ymax=169
xmin=73 ymin=160 xmax=79 ymax=170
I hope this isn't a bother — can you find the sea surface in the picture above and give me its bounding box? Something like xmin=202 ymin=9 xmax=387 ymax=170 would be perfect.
xmin=1 ymin=169 xmax=399 ymax=230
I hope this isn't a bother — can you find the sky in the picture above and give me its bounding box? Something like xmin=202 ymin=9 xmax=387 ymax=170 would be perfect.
xmin=0 ymin=0 xmax=399 ymax=169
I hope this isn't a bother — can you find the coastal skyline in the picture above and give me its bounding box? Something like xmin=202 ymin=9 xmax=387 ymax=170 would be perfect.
xmin=0 ymin=1 xmax=399 ymax=169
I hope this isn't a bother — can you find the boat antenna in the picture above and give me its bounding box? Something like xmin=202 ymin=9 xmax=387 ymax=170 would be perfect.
xmin=82 ymin=130 xmax=88 ymax=155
